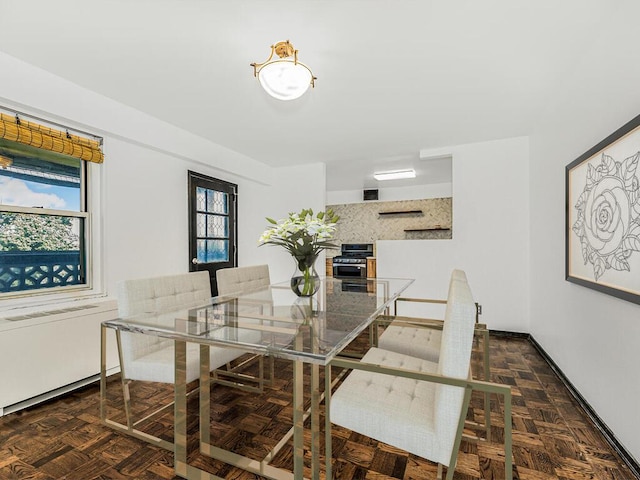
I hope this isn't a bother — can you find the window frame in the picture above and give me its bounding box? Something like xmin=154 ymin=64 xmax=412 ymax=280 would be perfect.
xmin=187 ymin=170 xmax=238 ymax=296
xmin=0 ymin=156 xmax=93 ymax=299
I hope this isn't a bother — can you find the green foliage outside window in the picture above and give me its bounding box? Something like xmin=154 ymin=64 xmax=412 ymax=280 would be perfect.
xmin=0 ymin=213 xmax=79 ymax=251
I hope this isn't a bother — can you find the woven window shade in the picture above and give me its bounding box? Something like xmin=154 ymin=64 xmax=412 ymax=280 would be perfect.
xmin=0 ymin=113 xmax=103 ymax=163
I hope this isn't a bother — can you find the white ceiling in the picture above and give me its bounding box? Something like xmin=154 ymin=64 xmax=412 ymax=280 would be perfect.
xmin=0 ymin=0 xmax=622 ymax=191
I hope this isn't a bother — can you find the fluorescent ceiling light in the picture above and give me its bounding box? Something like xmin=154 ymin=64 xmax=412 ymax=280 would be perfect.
xmin=373 ymin=169 xmax=416 ymax=181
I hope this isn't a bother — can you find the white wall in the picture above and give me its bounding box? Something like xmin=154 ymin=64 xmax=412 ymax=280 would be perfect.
xmin=528 ymin=3 xmax=640 ymax=460
xmin=0 ymin=53 xmax=271 ymax=186
xmin=102 ymin=138 xmax=293 ymax=293
xmin=378 ymin=136 xmax=530 ymax=333
xmin=256 ymin=163 xmax=327 ymax=284
xmin=0 ymin=50 xmax=325 ymax=309
xmin=327 ymin=182 xmax=452 ymax=205
xmin=0 ymin=50 xmax=326 ymax=410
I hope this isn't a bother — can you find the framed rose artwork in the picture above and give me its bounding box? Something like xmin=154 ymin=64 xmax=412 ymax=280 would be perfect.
xmin=566 ymin=114 xmax=640 ymax=304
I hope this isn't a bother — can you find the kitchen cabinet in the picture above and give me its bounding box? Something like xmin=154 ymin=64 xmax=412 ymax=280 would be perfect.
xmin=367 ymin=257 xmax=377 ymax=278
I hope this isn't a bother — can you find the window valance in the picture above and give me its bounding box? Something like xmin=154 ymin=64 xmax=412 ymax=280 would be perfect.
xmin=0 ymin=113 xmax=103 ymax=163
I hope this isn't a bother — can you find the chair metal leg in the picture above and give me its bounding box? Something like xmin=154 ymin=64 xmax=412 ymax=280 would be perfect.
xmin=270 ymin=355 xmax=275 ymax=384
xmin=369 ymin=321 xmax=379 ymax=348
xmin=115 ymin=330 xmax=133 ymax=430
xmin=258 ymin=355 xmax=265 ymax=391
xmin=482 ymin=327 xmax=492 ymax=440
xmin=446 ymin=386 xmax=473 ymax=480
xmin=101 ymin=327 xmax=173 ymax=451
xmin=174 ymin=340 xmax=189 ymax=477
xmin=504 ymin=387 xmax=513 ymax=480
xmin=99 ymin=325 xmax=108 ymax=423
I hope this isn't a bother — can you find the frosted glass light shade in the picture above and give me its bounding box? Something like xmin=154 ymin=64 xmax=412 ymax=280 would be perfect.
xmin=258 ymin=60 xmax=313 ymax=101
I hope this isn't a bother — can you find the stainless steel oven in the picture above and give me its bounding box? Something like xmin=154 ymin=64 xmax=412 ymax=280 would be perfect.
xmin=333 ymin=263 xmax=367 ymax=278
xmin=332 ymin=243 xmax=373 ymax=278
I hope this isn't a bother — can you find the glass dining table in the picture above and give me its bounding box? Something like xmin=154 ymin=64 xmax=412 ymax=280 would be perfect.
xmin=100 ymin=276 xmax=414 ymax=480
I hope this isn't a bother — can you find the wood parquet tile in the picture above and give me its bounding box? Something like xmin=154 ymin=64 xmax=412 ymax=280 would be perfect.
xmin=0 ymin=336 xmax=637 ymax=480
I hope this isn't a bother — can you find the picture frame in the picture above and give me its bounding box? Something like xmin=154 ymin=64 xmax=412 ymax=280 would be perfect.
xmin=566 ymin=113 xmax=640 ymax=304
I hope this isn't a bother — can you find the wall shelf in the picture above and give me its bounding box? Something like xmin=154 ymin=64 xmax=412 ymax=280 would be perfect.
xmin=378 ymin=210 xmax=423 ymax=216
xmin=404 ymin=227 xmax=450 ymax=232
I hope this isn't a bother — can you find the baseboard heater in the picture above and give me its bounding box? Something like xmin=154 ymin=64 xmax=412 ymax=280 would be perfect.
xmin=0 ymin=299 xmax=119 ymax=416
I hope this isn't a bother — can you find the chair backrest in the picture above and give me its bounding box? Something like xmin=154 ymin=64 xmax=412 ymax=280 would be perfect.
xmin=216 ymin=264 xmax=271 ymax=296
xmin=117 ymin=271 xmax=212 ymax=316
xmin=433 ymin=273 xmax=477 ymax=464
xmin=450 ymin=269 xmax=468 ymax=283
xmin=116 ymin=271 xmax=212 ymax=366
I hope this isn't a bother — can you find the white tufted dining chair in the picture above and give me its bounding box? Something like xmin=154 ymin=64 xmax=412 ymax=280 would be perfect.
xmin=113 ymin=271 xmax=258 ymax=449
xmin=216 ymin=264 xmax=275 ymax=383
xmin=331 ymin=277 xmax=489 ymax=479
xmin=375 ymin=269 xmax=492 ymax=439
xmin=377 ymin=269 xmax=470 ymax=362
xmin=216 ymin=264 xmax=271 ymax=296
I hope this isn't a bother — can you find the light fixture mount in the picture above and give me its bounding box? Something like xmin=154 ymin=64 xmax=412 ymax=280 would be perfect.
xmin=251 ymin=40 xmax=316 ymax=101
xmin=273 ymin=40 xmax=295 ymax=59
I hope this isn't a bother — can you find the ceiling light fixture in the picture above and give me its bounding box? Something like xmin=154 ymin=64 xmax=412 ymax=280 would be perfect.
xmin=251 ymin=40 xmax=316 ymax=101
xmin=0 ymin=155 xmax=12 ymax=168
xmin=373 ymin=169 xmax=416 ymax=181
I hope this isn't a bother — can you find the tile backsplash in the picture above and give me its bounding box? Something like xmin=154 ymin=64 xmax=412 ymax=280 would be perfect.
xmin=327 ymin=198 xmax=452 ymax=256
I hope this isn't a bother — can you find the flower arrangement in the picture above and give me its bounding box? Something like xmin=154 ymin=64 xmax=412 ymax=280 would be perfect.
xmin=259 ymin=208 xmax=339 ymax=295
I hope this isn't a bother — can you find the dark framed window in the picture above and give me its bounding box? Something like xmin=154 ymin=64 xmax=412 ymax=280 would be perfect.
xmin=188 ymin=171 xmax=237 ymax=296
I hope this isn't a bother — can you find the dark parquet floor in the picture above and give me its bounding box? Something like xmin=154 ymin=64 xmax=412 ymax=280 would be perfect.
xmin=0 ymin=336 xmax=637 ymax=480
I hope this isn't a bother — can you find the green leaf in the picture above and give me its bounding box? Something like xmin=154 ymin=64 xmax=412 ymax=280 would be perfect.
xmin=266 ymin=217 xmax=277 ymax=224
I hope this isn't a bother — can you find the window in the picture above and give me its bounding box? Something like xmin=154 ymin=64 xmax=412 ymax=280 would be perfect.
xmin=0 ymin=112 xmax=102 ymax=297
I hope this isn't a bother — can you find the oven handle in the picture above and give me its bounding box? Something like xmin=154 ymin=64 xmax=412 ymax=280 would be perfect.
xmin=334 ymin=264 xmax=366 ymax=268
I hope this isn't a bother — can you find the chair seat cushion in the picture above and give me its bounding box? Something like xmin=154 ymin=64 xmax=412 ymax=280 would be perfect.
xmin=126 ymin=329 xmax=262 ymax=384
xmin=331 ymin=347 xmax=441 ymax=462
xmin=378 ymin=323 xmax=442 ymax=362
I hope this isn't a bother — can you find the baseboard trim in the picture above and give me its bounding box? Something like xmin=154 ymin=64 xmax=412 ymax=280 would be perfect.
xmin=491 ymin=330 xmax=640 ymax=479
xmin=1 ymin=374 xmax=99 ymax=417
xmin=489 ymin=329 xmax=530 ymax=339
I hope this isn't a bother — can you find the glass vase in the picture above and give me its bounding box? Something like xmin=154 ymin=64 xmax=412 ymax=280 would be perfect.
xmin=290 ymin=257 xmax=320 ymax=297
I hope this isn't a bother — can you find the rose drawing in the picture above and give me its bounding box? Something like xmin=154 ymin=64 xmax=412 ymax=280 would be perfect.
xmin=573 ymin=152 xmax=640 ymax=280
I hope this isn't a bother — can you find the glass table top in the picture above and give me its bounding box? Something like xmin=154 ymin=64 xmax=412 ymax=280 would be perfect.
xmin=104 ymin=277 xmax=413 ymax=365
